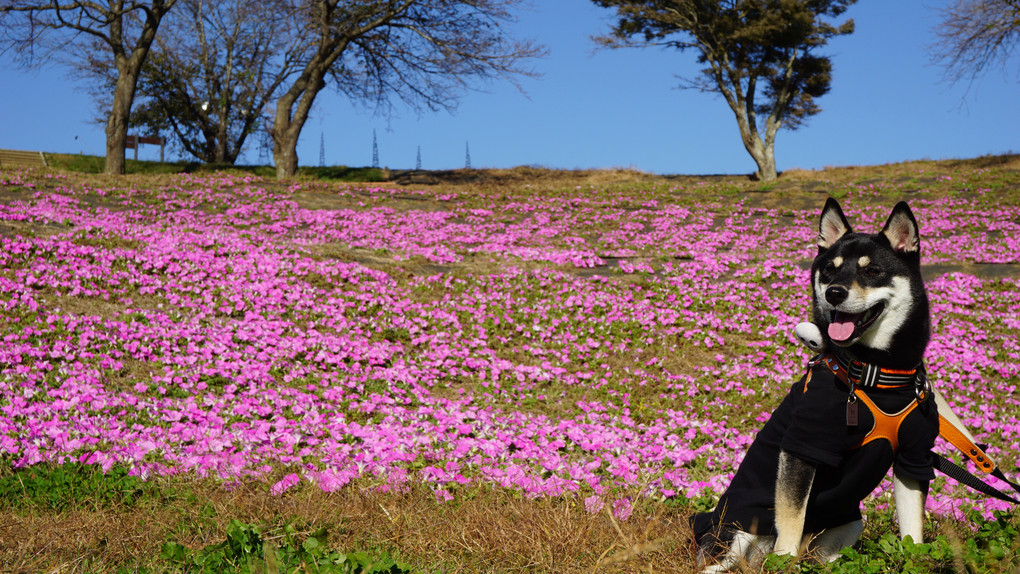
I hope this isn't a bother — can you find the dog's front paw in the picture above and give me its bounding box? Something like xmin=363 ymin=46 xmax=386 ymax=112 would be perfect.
xmin=772 ymin=539 xmax=802 ymax=558
xmin=794 ymin=321 xmax=826 ymax=352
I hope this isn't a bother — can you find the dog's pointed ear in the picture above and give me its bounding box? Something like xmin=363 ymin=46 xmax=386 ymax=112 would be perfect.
xmin=818 ymin=198 xmax=852 ymax=252
xmin=881 ymin=201 xmax=920 ymax=254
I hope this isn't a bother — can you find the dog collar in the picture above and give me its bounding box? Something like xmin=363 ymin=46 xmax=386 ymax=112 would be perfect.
xmin=812 ymin=352 xmax=925 ymax=390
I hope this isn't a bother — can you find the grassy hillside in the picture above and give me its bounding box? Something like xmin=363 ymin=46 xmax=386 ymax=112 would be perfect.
xmin=42 ymin=150 xmax=1020 ymax=193
xmin=43 ymin=152 xmax=387 ymax=181
xmin=1 ymin=154 xmax=1019 ymax=573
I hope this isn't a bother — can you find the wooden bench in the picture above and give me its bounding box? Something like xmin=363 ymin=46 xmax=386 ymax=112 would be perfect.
xmin=0 ymin=149 xmax=48 ymax=168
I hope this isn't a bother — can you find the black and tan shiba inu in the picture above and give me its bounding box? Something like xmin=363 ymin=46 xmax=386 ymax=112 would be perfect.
xmin=691 ymin=199 xmax=945 ymax=571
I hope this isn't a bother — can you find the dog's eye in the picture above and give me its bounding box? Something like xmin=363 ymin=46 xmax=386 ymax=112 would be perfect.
xmin=862 ymin=265 xmax=882 ymax=278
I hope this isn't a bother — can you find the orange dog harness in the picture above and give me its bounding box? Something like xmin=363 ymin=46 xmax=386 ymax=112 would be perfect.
xmin=848 ymin=390 xmax=919 ymax=452
xmin=813 ymin=352 xmax=994 ymax=468
xmin=810 ymin=353 xmax=926 ymax=453
xmin=807 ymin=352 xmax=1020 ymax=503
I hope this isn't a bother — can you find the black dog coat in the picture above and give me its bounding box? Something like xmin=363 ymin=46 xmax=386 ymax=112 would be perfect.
xmin=692 ymin=360 xmax=939 ymax=551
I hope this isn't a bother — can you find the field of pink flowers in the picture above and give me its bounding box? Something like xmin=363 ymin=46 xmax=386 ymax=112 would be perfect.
xmin=1 ymin=165 xmax=1018 ymax=531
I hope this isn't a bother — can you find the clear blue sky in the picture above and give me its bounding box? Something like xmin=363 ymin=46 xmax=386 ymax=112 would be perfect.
xmin=0 ymin=0 xmax=1016 ymax=175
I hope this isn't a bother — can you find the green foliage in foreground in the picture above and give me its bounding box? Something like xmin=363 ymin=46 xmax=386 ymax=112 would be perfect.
xmin=760 ymin=511 xmax=1020 ymax=573
xmin=161 ymin=520 xmax=414 ymax=574
xmin=6 ymin=462 xmax=1020 ymax=572
xmin=1 ymin=463 xmax=415 ymax=572
xmin=0 ymin=462 xmax=150 ymax=511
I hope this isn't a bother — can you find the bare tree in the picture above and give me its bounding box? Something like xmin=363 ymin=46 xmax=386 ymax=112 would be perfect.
xmin=124 ymin=0 xmax=303 ymax=164
xmin=932 ymin=0 xmax=1019 ymax=87
xmin=270 ymin=0 xmax=544 ymax=179
xmin=0 ymin=0 xmax=178 ymax=175
xmin=592 ymin=0 xmax=857 ymax=182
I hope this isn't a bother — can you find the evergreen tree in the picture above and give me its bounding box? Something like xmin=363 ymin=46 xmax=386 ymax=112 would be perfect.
xmin=592 ymin=0 xmax=857 ymax=181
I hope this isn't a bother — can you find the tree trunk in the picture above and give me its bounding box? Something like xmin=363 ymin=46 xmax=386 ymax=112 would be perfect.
xmin=272 ymin=98 xmax=301 ymax=178
xmin=273 ymin=133 xmax=299 ymax=178
xmin=758 ymin=143 xmax=779 ymax=181
xmin=720 ymin=78 xmax=779 ymax=183
xmin=101 ymin=1 xmax=176 ymax=174
xmin=755 ymin=115 xmax=782 ymax=182
xmin=272 ymin=69 xmax=326 ymax=179
xmin=105 ymin=72 xmax=138 ymax=175
xmin=732 ymin=113 xmax=778 ymax=182
xmin=751 ymin=143 xmax=778 ymax=182
xmin=215 ymin=112 xmax=229 ymax=164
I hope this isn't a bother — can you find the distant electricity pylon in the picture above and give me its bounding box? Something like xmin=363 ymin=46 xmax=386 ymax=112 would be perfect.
xmin=319 ymin=133 xmax=325 ymax=167
xmin=372 ymin=130 xmax=380 ymax=168
xmin=465 ymin=141 xmax=471 ymax=169
xmin=416 ymin=146 xmax=422 ymax=170
xmin=258 ymin=131 xmax=271 ymax=166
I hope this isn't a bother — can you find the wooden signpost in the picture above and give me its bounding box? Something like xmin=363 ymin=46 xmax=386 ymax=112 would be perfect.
xmin=125 ymin=135 xmax=166 ymax=162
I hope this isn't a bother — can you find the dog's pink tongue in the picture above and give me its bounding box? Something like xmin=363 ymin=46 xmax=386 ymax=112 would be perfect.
xmin=828 ymin=312 xmax=857 ymax=342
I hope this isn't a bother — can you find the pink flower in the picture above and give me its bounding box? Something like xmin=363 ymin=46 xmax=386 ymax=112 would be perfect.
xmin=613 ymin=498 xmax=633 ymax=521
xmin=584 ymin=495 xmax=604 ymax=514
xmin=270 ymin=473 xmax=300 ymax=496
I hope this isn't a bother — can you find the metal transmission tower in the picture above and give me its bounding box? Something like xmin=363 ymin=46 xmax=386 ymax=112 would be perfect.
xmin=464 ymin=141 xmax=471 ymax=169
xmin=416 ymin=146 xmax=422 ymax=170
xmin=319 ymin=133 xmax=326 ymax=167
xmin=372 ymin=130 xmax=380 ymax=168
xmin=258 ymin=131 xmax=271 ymax=166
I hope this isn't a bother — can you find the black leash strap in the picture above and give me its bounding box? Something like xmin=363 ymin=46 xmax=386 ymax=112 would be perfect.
xmin=991 ymin=467 xmax=1020 ymax=498
xmin=934 ymin=453 xmax=1020 ymax=504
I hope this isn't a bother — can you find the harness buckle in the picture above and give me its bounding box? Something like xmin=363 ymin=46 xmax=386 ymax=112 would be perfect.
xmin=915 ymin=365 xmax=931 ymax=401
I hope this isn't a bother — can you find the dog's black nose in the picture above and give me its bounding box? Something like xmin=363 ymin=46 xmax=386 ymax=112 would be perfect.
xmin=826 ymin=286 xmax=849 ymax=305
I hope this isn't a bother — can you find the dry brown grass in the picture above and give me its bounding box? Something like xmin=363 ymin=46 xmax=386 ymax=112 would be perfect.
xmin=356 ymin=484 xmax=695 ymax=573
xmin=389 ymin=166 xmax=670 ymax=194
xmin=378 ymin=154 xmax=1020 ymax=196
xmin=0 ymin=477 xmax=700 ymax=573
xmin=387 ymin=155 xmax=1020 ymax=209
xmin=778 ymin=153 xmax=1020 ymax=181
